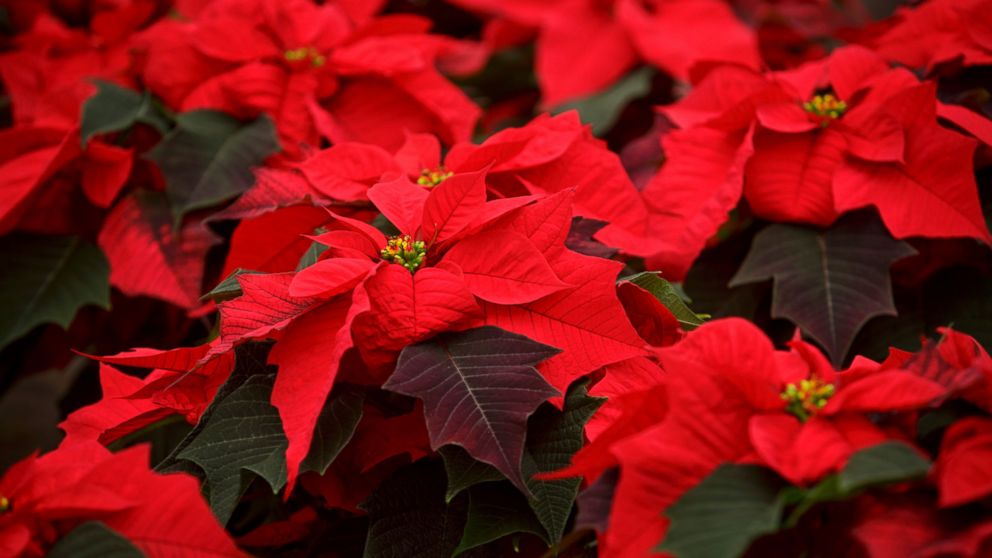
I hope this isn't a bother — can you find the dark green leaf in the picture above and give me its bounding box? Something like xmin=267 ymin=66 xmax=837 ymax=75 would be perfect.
xmin=80 ymin=81 xmax=170 ymax=146
xmin=385 ymin=326 xmax=560 ymax=495
xmin=146 ymin=110 xmax=279 ymax=223
xmin=441 ymin=445 xmax=504 ymax=503
xmin=524 ymin=380 xmax=605 ymax=543
xmin=553 ymin=67 xmax=654 ymax=135
xmin=156 ymin=344 xmax=274 ymax=476
xmin=622 ymin=272 xmax=706 ymax=330
xmin=175 ymin=373 xmax=287 ymax=525
xmin=301 ymin=385 xmax=364 ymax=475
xmin=455 ymin=482 xmax=547 ymax=555
xmin=0 ymin=361 xmax=83 ymax=473
xmin=784 ymin=442 xmax=932 ymax=528
xmin=838 ymin=441 xmax=930 ymax=493
xmin=658 ymin=464 xmax=788 ymax=558
xmin=0 ymin=235 xmax=110 ymax=350
xmin=730 ymin=212 xmax=916 ymax=365
xmin=296 ymin=239 xmax=329 ymax=271
xmin=202 ymin=268 xmax=263 ymax=302
xmin=48 ymin=521 xmax=143 ymax=558
xmin=361 ymin=459 xmax=468 ymax=558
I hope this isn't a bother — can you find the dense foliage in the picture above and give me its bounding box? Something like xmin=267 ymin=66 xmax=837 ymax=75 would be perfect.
xmin=1 ymin=0 xmax=991 ymax=557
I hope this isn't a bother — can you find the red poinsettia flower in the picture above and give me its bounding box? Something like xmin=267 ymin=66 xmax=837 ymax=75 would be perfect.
xmin=746 ymin=336 xmax=944 ymax=486
xmin=0 ymin=442 xmax=242 ymax=557
xmin=447 ymin=0 xmax=759 ymax=105
xmin=0 ymin=11 xmax=148 ymax=234
xmin=870 ymin=0 xmax=992 ymax=71
xmin=220 ymin=111 xmax=656 ymax=275
xmin=203 ymin=173 xmax=646 ymax=488
xmin=139 ymin=0 xmax=479 ymax=154
xmin=552 ymin=318 xmax=947 ymax=556
xmin=643 ymin=45 xmax=992 ymax=279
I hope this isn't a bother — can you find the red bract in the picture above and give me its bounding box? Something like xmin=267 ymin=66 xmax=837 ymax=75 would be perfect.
xmin=0 ymin=443 xmax=242 ymax=557
xmin=643 ymin=45 xmax=991 ymax=279
xmin=62 ymin=343 xmax=235 ymax=445
xmin=139 ymin=0 xmax=479 ymax=154
xmin=228 ymin=111 xmax=656 ymax=257
xmin=0 ymin=11 xmax=145 ymax=234
xmin=204 ymin=173 xmax=645 ymax=488
xmin=935 ymin=417 xmax=992 ymax=508
xmin=554 ymin=318 xmax=953 ymax=556
xmin=447 ymin=0 xmax=760 ymax=105
xmin=871 ymin=0 xmax=992 ymax=71
xmin=850 ymin=493 xmax=992 ymax=558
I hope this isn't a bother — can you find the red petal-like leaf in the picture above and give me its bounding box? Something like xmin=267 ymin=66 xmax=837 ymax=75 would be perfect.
xmin=421 ymin=169 xmax=487 ymax=245
xmin=288 ymin=257 xmax=375 ymax=298
xmin=98 ymin=192 xmax=219 ymax=309
xmin=352 ymin=264 xmax=482 ymax=373
xmin=481 ymin=251 xmax=647 ymax=394
xmin=366 ymin=174 xmax=428 ymax=236
xmin=208 ymin=273 xmax=325 ymax=358
xmin=270 ymin=290 xmax=366 ymax=490
xmin=642 ymin=125 xmax=753 ymax=280
xmin=936 ymin=417 xmax=992 ymax=507
xmin=443 ymin=230 xmax=569 ymax=304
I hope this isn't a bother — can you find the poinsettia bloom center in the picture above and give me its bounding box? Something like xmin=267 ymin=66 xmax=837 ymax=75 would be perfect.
xmin=417 ymin=167 xmax=454 ymax=188
xmin=381 ymin=235 xmax=427 ymax=272
xmin=0 ymin=495 xmax=8 ymax=513
xmin=780 ymin=377 xmax=836 ymax=422
xmin=284 ymin=46 xmax=326 ymax=68
xmin=802 ymin=93 xmax=847 ymax=127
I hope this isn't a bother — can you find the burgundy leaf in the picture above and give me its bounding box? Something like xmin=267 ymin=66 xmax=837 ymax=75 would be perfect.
xmin=383 ymin=326 xmax=560 ymax=493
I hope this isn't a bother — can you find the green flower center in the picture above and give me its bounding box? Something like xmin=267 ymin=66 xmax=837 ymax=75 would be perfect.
xmin=803 ymin=93 xmax=847 ymax=127
xmin=780 ymin=377 xmax=835 ymax=422
xmin=284 ymin=46 xmax=325 ymax=68
xmin=417 ymin=167 xmax=453 ymax=188
xmin=381 ymin=235 xmax=427 ymax=272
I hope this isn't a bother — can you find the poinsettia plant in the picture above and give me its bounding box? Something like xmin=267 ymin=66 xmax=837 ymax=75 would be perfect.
xmin=2 ymin=0 xmax=992 ymax=557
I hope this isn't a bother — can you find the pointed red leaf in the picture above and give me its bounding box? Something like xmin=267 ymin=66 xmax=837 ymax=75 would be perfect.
xmin=834 ymin=84 xmax=991 ymax=243
xmin=481 ymin=250 xmax=647 ymax=394
xmin=76 ymin=345 xmax=210 ymax=371
xmin=642 ymin=125 xmax=753 ymax=280
xmin=297 ymin=142 xmax=399 ymax=202
xmin=59 ymin=365 xmax=174 ymax=447
xmin=208 ymin=272 xmax=325 ymax=358
xmin=384 ymin=326 xmax=560 ymax=493
xmin=744 ymin=127 xmax=845 ymax=226
xmin=366 ymin=174 xmax=428 ymax=236
xmin=210 ymin=167 xmax=318 ymax=222
xmin=442 ymin=230 xmax=569 ymax=304
xmin=222 ymin=205 xmax=331 ymax=276
xmin=491 ymin=189 xmax=573 ymax=260
xmin=421 ymin=169 xmax=487 ymax=245
xmin=98 ymin=192 xmax=220 ymax=309
xmin=270 ymin=290 xmax=367 ymax=490
xmin=289 ymin=257 xmax=376 ymax=298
